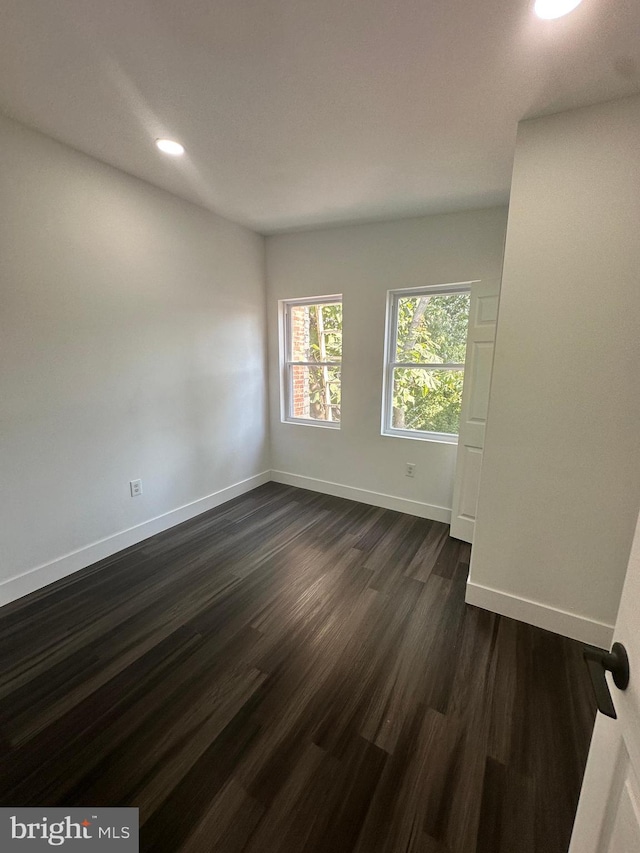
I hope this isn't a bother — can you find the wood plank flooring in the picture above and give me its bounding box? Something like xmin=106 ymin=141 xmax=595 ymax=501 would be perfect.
xmin=0 ymin=483 xmax=597 ymax=852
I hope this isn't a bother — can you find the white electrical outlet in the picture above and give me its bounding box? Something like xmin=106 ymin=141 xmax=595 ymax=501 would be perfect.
xmin=130 ymin=479 xmax=143 ymax=497
xmin=405 ymin=462 xmax=416 ymax=478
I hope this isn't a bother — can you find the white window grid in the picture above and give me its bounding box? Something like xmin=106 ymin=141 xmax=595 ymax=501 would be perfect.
xmin=281 ymin=294 xmax=342 ymax=428
xmin=382 ymin=283 xmax=472 ymax=443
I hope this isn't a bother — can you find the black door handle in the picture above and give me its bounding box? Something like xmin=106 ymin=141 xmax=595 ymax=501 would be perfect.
xmin=583 ymin=642 xmax=630 ymax=719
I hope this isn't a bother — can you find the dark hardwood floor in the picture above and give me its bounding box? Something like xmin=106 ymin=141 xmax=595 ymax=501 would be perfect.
xmin=0 ymin=483 xmax=596 ymax=852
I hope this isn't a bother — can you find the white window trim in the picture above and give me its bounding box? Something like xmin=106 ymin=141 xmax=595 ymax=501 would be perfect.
xmin=280 ymin=294 xmax=342 ymax=429
xmin=381 ymin=283 xmax=473 ymax=444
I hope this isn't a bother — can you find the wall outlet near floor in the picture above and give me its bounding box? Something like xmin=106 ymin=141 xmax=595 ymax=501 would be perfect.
xmin=405 ymin=462 xmax=416 ymax=478
xmin=130 ymin=479 xmax=143 ymax=497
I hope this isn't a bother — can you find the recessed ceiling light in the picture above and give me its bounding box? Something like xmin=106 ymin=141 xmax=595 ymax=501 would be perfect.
xmin=534 ymin=0 xmax=583 ymax=19
xmin=155 ymin=138 xmax=185 ymax=156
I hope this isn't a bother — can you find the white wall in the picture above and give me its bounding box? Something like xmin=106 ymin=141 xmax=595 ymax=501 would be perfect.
xmin=0 ymin=114 xmax=269 ymax=602
xmin=266 ymin=208 xmax=508 ymax=520
xmin=469 ymin=96 xmax=640 ymax=648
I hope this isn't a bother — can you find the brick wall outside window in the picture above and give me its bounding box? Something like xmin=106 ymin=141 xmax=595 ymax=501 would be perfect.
xmin=291 ymin=307 xmax=310 ymax=418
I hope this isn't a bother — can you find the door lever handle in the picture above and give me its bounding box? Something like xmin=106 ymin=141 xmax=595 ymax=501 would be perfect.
xmin=583 ymin=642 xmax=629 ymax=719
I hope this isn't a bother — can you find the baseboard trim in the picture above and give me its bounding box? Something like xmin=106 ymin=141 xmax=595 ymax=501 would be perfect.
xmin=0 ymin=471 xmax=271 ymax=608
xmin=270 ymin=470 xmax=452 ymax=524
xmin=465 ymin=579 xmax=614 ymax=648
xmin=4 ymin=471 xmax=612 ymax=649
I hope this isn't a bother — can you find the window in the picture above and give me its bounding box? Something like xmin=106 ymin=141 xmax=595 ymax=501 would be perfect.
xmin=382 ymin=284 xmax=471 ymax=442
xmin=282 ymin=296 xmax=342 ymax=427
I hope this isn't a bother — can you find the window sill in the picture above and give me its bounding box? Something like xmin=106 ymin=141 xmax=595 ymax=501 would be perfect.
xmin=283 ymin=417 xmax=340 ymax=430
xmin=381 ymin=428 xmax=458 ymax=445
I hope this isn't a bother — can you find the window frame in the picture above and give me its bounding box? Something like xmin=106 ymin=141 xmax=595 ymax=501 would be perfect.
xmin=280 ymin=294 xmax=343 ymax=429
xmin=381 ymin=283 xmax=473 ymax=444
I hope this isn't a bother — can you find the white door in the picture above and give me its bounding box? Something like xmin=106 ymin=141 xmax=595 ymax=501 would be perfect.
xmin=568 ymin=509 xmax=640 ymax=852
xmin=450 ymin=282 xmax=499 ymax=542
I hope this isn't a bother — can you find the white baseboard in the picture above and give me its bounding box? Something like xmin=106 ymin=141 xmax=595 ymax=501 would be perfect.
xmin=465 ymin=579 xmax=614 ymax=648
xmin=270 ymin=470 xmax=452 ymax=524
xmin=0 ymin=471 xmax=271 ymax=608
xmin=4 ymin=470 xmax=612 ymax=651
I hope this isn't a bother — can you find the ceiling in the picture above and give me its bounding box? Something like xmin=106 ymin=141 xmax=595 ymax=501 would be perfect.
xmin=1 ymin=0 xmax=639 ymax=233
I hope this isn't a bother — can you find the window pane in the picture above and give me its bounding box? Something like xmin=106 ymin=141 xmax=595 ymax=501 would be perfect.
xmin=290 ymin=365 xmax=341 ymax=423
xmin=392 ymin=368 xmax=464 ymax=434
xmin=395 ymin=293 xmax=470 ymax=364
xmin=290 ymin=303 xmax=342 ymax=362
